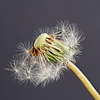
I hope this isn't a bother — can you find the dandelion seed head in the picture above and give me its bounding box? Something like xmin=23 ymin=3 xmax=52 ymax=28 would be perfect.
xmin=34 ymin=33 xmax=49 ymax=49
xmin=7 ymin=20 xmax=83 ymax=87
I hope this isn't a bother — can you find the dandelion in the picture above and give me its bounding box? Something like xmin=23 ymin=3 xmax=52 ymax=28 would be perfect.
xmin=7 ymin=21 xmax=100 ymax=99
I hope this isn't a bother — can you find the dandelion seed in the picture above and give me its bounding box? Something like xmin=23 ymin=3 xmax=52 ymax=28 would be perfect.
xmin=16 ymin=41 xmax=33 ymax=56
xmin=7 ymin=21 xmax=82 ymax=86
xmin=6 ymin=20 xmax=100 ymax=99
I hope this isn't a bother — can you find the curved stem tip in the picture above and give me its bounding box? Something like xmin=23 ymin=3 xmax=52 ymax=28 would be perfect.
xmin=67 ymin=61 xmax=100 ymax=100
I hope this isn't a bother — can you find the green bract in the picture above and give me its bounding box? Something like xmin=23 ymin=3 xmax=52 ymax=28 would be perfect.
xmin=34 ymin=33 xmax=72 ymax=64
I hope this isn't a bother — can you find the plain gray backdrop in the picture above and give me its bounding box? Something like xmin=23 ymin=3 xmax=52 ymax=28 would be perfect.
xmin=0 ymin=0 xmax=100 ymax=100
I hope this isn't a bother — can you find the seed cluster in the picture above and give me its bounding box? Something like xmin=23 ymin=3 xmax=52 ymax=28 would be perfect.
xmin=7 ymin=21 xmax=82 ymax=86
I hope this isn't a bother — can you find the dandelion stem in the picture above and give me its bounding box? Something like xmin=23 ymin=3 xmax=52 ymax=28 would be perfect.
xmin=67 ymin=61 xmax=100 ymax=100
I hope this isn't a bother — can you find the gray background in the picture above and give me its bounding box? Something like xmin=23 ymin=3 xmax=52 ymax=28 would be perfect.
xmin=0 ymin=0 xmax=100 ymax=100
